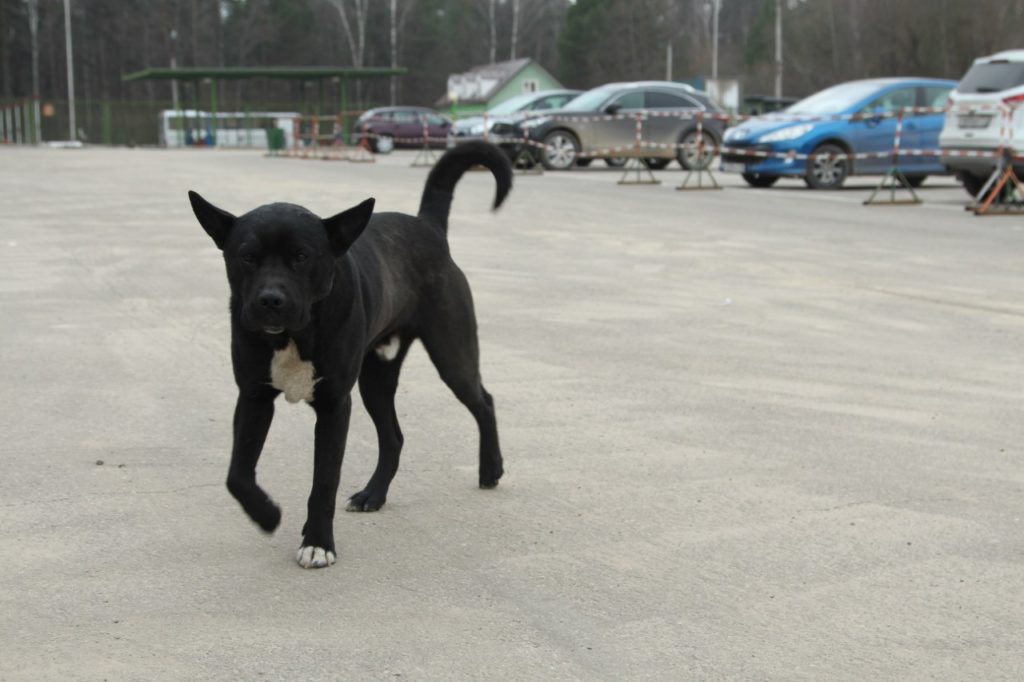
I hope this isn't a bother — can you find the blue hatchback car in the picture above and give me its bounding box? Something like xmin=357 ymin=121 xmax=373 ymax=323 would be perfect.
xmin=721 ymin=78 xmax=956 ymax=189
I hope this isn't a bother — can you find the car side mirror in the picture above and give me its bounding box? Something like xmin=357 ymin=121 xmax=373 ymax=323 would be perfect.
xmin=861 ymin=106 xmax=884 ymax=125
xmin=605 ymin=103 xmax=622 ymax=116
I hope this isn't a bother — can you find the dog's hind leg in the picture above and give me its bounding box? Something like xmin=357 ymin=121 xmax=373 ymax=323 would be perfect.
xmin=419 ymin=277 xmax=504 ymax=489
xmin=347 ymin=338 xmax=412 ymax=512
xmin=225 ymin=387 xmax=282 ymax=532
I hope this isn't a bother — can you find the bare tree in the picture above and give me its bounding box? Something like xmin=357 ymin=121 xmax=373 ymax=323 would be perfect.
xmin=477 ymin=0 xmax=495 ymax=64
xmin=390 ymin=0 xmax=396 ymax=104
xmin=326 ymin=0 xmax=369 ymax=69
xmin=325 ymin=0 xmax=369 ymax=104
xmin=509 ymin=0 xmax=520 ymax=60
xmin=26 ymin=0 xmax=41 ymax=141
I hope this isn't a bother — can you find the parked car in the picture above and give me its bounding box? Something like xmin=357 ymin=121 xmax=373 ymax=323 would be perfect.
xmin=939 ymin=50 xmax=1024 ymax=196
xmin=721 ymin=78 xmax=955 ymax=189
xmin=353 ymin=106 xmax=451 ymax=153
xmin=512 ymin=81 xmax=727 ymax=171
xmin=447 ymin=89 xmax=582 ymax=149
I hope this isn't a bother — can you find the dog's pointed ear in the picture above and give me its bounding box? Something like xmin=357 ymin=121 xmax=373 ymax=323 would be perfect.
xmin=189 ymin=191 xmax=235 ymax=250
xmin=323 ymin=198 xmax=375 ymax=254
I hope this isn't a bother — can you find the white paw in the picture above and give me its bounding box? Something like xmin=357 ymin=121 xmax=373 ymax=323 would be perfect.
xmin=296 ymin=545 xmax=336 ymax=568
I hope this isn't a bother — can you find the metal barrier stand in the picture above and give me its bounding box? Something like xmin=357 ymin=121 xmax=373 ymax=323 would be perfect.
xmin=348 ymin=131 xmax=375 ymax=163
xmin=968 ymin=106 xmax=1023 ymax=215
xmin=410 ymin=117 xmax=438 ymax=168
xmin=677 ymin=112 xmax=721 ymax=190
xmin=864 ymin=110 xmax=921 ymax=206
xmin=971 ymin=148 xmax=1024 ymax=215
xmin=513 ymin=144 xmax=543 ymax=175
xmin=618 ymin=113 xmax=659 ymax=185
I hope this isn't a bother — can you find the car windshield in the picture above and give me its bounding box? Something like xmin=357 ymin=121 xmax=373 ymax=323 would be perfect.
xmin=787 ymin=81 xmax=884 ymax=115
xmin=488 ymin=93 xmax=540 ymax=115
xmin=958 ymin=61 xmax=1024 ymax=93
xmin=561 ymin=86 xmax=617 ymax=112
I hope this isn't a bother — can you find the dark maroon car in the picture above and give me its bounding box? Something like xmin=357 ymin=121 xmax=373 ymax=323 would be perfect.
xmin=353 ymin=106 xmax=452 ymax=153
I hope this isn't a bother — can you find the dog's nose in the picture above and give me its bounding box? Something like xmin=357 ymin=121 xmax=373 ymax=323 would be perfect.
xmin=258 ymin=289 xmax=287 ymax=310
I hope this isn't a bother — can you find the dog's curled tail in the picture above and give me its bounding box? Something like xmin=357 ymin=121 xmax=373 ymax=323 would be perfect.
xmin=418 ymin=140 xmax=513 ymax=233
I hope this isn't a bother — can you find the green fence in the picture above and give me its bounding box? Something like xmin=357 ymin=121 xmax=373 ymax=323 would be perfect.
xmin=29 ymin=99 xmax=375 ymax=147
xmin=0 ymin=99 xmax=40 ymax=144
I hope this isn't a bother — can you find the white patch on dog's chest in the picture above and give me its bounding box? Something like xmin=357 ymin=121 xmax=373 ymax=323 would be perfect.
xmin=270 ymin=340 xmax=320 ymax=403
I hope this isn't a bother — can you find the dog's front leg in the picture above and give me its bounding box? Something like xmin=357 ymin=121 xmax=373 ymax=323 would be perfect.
xmin=297 ymin=393 xmax=352 ymax=568
xmin=225 ymin=388 xmax=281 ymax=532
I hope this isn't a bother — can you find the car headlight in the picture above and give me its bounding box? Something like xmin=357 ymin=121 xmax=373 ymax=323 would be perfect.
xmin=759 ymin=123 xmax=814 ymax=143
xmin=723 ymin=127 xmax=747 ymax=142
xmin=519 ymin=116 xmax=550 ymax=130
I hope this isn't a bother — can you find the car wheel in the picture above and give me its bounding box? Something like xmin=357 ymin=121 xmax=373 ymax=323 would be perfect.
xmin=805 ymin=143 xmax=849 ymax=189
xmin=677 ymin=130 xmax=717 ymax=170
xmin=541 ymin=130 xmax=579 ymax=170
xmin=957 ymin=172 xmax=987 ymax=197
xmin=904 ymin=174 xmax=927 ymax=188
xmin=604 ymin=157 xmax=628 ymax=168
xmin=644 ymin=158 xmax=671 ymax=170
xmin=373 ymin=134 xmax=394 ymax=154
xmin=741 ymin=172 xmax=779 ymax=188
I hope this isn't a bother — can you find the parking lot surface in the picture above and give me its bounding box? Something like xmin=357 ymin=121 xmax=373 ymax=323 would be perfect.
xmin=1 ymin=147 xmax=1022 ymax=681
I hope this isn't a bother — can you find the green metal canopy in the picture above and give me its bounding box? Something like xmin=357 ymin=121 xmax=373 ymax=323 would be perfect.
xmin=123 ymin=66 xmax=407 ymax=144
xmin=122 ymin=66 xmax=406 ymax=82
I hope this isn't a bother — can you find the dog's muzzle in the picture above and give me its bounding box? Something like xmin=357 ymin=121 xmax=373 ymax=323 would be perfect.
xmin=243 ymin=287 xmax=305 ymax=334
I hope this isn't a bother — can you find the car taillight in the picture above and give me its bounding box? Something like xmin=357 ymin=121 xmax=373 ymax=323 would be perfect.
xmin=1003 ymin=93 xmax=1024 ymax=106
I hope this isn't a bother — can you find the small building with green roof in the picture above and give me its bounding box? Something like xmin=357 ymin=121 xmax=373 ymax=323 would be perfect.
xmin=436 ymin=58 xmax=565 ymax=117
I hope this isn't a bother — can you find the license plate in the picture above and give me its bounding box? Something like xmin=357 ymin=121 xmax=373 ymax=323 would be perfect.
xmin=721 ymin=161 xmax=746 ymax=173
xmin=958 ymin=114 xmax=991 ymax=129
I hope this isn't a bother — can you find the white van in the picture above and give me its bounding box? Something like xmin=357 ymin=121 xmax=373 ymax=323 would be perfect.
xmin=939 ymin=50 xmax=1024 ymax=196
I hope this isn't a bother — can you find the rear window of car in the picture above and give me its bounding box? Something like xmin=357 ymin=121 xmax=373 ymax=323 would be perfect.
xmin=957 ymin=61 xmax=1024 ymax=93
xmin=922 ymin=86 xmax=952 ymax=108
xmin=611 ymin=91 xmax=644 ymax=109
xmin=645 ymin=91 xmax=697 ymax=109
xmin=532 ymin=94 xmax=574 ymax=110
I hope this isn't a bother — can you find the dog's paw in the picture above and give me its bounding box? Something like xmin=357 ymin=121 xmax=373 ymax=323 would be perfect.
xmin=252 ymin=499 xmax=282 ymax=533
xmin=296 ymin=545 xmax=336 ymax=569
xmin=479 ymin=460 xmax=504 ymax=489
xmin=345 ymin=488 xmax=386 ymax=512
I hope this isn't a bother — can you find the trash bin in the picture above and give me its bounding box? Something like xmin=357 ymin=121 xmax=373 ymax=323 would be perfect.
xmin=266 ymin=126 xmax=286 ymax=154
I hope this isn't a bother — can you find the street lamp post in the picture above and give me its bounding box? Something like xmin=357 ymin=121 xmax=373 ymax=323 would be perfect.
xmin=26 ymin=0 xmax=42 ymax=143
xmin=711 ymin=0 xmax=721 ymax=80
xmin=774 ymin=0 xmax=783 ymax=98
xmin=63 ymin=0 xmax=76 ymax=141
xmin=170 ymin=29 xmax=179 ymax=113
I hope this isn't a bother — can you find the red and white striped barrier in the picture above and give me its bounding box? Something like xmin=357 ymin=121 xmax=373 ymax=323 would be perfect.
xmin=446 ymin=102 xmax=1022 ymax=166
xmin=278 ymin=102 xmax=1022 ymax=170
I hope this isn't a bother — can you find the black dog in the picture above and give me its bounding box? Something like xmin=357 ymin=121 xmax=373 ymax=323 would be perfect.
xmin=189 ymin=141 xmax=511 ymax=568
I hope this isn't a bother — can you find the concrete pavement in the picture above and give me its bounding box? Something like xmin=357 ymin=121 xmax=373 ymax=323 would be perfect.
xmin=1 ymin=146 xmax=1022 ymax=680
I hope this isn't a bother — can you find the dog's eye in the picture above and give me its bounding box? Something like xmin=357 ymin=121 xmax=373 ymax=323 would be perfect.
xmin=240 ymin=253 xmax=256 ymax=265
xmin=292 ymin=253 xmax=308 ymax=265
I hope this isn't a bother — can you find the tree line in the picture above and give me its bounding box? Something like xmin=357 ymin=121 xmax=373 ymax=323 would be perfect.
xmin=1 ymin=0 xmax=1022 ymax=113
